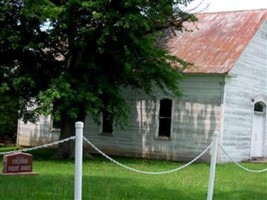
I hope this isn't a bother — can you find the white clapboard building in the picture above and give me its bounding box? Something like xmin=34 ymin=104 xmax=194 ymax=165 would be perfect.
xmin=17 ymin=10 xmax=267 ymax=162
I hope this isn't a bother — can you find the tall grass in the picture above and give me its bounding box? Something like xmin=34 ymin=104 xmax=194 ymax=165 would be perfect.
xmin=0 ymin=149 xmax=266 ymax=200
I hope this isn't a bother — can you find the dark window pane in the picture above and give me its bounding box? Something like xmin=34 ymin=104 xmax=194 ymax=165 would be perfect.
xmin=158 ymin=118 xmax=171 ymax=137
xmin=158 ymin=99 xmax=172 ymax=137
xmin=159 ymin=99 xmax=172 ymax=117
xmin=52 ymin=118 xmax=61 ymax=129
xmin=102 ymin=110 xmax=113 ymax=133
xmin=254 ymin=102 xmax=265 ymax=112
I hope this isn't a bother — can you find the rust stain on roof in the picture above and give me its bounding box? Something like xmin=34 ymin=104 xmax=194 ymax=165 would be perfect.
xmin=167 ymin=9 xmax=267 ymax=74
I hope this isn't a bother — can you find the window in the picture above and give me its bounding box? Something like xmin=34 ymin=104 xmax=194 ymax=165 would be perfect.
xmin=102 ymin=110 xmax=113 ymax=134
xmin=158 ymin=99 xmax=172 ymax=137
xmin=254 ymin=102 xmax=265 ymax=113
xmin=51 ymin=117 xmax=61 ymax=130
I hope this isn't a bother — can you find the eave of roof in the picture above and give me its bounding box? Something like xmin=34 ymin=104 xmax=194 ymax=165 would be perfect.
xmin=167 ymin=9 xmax=267 ymax=74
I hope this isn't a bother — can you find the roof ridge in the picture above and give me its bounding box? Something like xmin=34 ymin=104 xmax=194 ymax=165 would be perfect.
xmin=167 ymin=9 xmax=267 ymax=74
xmin=194 ymin=8 xmax=267 ymax=15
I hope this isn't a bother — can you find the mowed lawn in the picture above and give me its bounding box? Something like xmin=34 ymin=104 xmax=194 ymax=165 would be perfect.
xmin=0 ymin=148 xmax=266 ymax=200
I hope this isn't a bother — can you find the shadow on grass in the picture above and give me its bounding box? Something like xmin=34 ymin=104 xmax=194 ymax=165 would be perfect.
xmin=0 ymin=173 xmax=206 ymax=200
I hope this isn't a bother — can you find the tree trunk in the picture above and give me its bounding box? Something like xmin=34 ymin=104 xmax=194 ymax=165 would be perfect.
xmin=56 ymin=108 xmax=86 ymax=159
xmin=56 ymin=114 xmax=76 ymax=158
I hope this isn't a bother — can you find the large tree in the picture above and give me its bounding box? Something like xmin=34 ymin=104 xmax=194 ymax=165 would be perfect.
xmin=0 ymin=85 xmax=19 ymax=141
xmin=0 ymin=0 xmax=196 ymax=157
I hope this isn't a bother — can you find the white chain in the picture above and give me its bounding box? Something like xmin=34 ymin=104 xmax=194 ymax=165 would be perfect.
xmin=2 ymin=134 xmax=265 ymax=174
xmin=220 ymin=145 xmax=267 ymax=173
xmin=83 ymin=136 xmax=212 ymax=175
xmin=0 ymin=136 xmax=76 ymax=155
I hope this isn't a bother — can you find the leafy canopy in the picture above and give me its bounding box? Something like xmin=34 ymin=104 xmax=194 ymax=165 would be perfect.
xmin=0 ymin=0 xmax=196 ymax=126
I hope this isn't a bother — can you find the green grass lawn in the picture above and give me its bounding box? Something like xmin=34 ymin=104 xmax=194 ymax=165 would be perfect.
xmin=0 ymin=148 xmax=266 ymax=200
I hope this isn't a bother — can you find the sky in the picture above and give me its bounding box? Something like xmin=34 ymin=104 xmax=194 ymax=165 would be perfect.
xmin=185 ymin=0 xmax=267 ymax=12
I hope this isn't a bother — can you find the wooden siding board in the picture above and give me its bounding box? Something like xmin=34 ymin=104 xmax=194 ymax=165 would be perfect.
xmin=221 ymin=20 xmax=267 ymax=162
xmin=16 ymin=13 xmax=267 ymax=164
xmin=16 ymin=75 xmax=223 ymax=162
xmin=82 ymin=75 xmax=223 ymax=162
xmin=17 ymin=116 xmax=60 ymax=147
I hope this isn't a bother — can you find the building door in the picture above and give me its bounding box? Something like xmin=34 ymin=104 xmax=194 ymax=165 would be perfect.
xmin=251 ymin=102 xmax=266 ymax=158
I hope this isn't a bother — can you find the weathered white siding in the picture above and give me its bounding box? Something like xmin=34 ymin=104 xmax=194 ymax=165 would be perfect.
xmin=17 ymin=116 xmax=60 ymax=147
xmin=84 ymin=75 xmax=224 ymax=162
xmin=15 ymin=11 xmax=267 ymax=163
xmin=221 ymin=20 xmax=267 ymax=162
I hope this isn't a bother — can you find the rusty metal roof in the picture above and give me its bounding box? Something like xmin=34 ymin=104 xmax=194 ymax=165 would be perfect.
xmin=167 ymin=9 xmax=267 ymax=74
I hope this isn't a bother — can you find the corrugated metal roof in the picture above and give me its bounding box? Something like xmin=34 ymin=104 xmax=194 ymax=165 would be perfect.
xmin=167 ymin=9 xmax=267 ymax=74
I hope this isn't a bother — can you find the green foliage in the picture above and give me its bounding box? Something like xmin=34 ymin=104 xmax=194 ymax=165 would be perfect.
xmin=0 ymin=0 xmax=195 ymax=130
xmin=0 ymin=153 xmax=266 ymax=199
xmin=0 ymin=85 xmax=18 ymax=138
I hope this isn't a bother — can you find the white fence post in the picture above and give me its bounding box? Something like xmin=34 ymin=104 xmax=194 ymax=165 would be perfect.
xmin=207 ymin=131 xmax=219 ymax=200
xmin=75 ymin=121 xmax=84 ymax=200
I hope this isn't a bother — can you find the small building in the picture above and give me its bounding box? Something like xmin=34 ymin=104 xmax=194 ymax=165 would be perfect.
xmin=17 ymin=10 xmax=267 ymax=162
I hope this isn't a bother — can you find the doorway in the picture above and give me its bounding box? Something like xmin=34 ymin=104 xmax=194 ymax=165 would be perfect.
xmin=251 ymin=101 xmax=266 ymax=158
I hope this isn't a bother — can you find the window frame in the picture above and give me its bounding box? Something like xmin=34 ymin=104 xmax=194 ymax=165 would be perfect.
xmin=101 ymin=109 xmax=114 ymax=135
xmin=254 ymin=101 xmax=266 ymax=113
xmin=50 ymin=116 xmax=61 ymax=131
xmin=157 ymin=98 xmax=173 ymax=139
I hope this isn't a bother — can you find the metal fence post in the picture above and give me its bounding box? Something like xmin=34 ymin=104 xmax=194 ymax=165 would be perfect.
xmin=75 ymin=121 xmax=84 ymax=200
xmin=207 ymin=131 xmax=219 ymax=200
